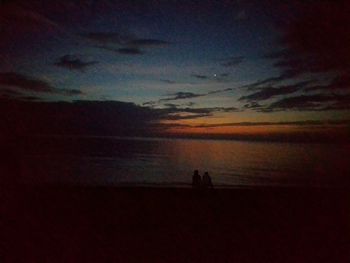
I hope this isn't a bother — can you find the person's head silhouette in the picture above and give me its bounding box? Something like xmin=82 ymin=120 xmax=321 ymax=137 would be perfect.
xmin=202 ymin=171 xmax=213 ymax=188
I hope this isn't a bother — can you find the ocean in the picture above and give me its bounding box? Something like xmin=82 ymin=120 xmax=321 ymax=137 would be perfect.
xmin=19 ymin=136 xmax=350 ymax=187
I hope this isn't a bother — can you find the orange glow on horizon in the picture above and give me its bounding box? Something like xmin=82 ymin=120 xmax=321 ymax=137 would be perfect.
xmin=167 ymin=125 xmax=300 ymax=135
xmin=161 ymin=123 xmax=350 ymax=141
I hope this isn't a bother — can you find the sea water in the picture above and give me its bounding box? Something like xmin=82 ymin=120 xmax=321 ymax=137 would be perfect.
xmin=19 ymin=136 xmax=350 ymax=187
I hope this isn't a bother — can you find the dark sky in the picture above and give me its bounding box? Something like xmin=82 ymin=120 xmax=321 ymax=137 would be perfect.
xmin=1 ymin=0 xmax=350 ymax=138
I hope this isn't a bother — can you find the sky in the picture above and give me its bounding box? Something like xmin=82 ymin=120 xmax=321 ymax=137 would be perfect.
xmin=0 ymin=0 xmax=350 ymax=139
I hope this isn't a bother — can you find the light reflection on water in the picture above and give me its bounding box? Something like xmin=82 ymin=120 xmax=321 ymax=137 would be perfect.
xmin=20 ymin=136 xmax=350 ymax=187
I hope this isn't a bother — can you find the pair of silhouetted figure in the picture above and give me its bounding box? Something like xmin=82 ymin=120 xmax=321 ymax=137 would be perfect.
xmin=192 ymin=170 xmax=213 ymax=189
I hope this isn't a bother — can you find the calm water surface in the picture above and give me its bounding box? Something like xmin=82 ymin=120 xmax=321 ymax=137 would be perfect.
xmin=20 ymin=136 xmax=350 ymax=187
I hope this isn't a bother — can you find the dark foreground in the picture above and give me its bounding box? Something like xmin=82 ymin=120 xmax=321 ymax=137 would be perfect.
xmin=2 ymin=185 xmax=350 ymax=263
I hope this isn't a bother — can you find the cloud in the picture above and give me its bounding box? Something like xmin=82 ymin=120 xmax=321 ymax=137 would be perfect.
xmin=163 ymin=103 xmax=179 ymax=108
xmin=243 ymin=102 xmax=263 ymax=109
xmin=0 ymin=99 xmax=168 ymax=136
xmin=0 ymin=72 xmax=82 ymax=95
xmin=165 ymin=113 xmax=210 ymax=120
xmin=54 ymin=55 xmax=98 ymax=71
xmin=207 ymin=88 xmax=233 ymax=95
xmin=159 ymin=92 xmax=204 ymax=102
xmin=241 ymin=74 xmax=292 ymax=90
xmin=117 ymin=47 xmax=144 ymax=55
xmin=160 ymin=105 xmax=239 ymax=120
xmin=83 ymin=32 xmax=170 ymax=47
xmin=220 ymin=56 xmax=244 ymax=67
xmin=142 ymin=101 xmax=157 ymax=107
xmin=160 ymin=79 xmax=177 ymax=84
xmin=244 ymin=2 xmax=350 ymax=114
xmin=239 ymin=81 xmax=313 ymax=101
xmin=191 ymin=74 xmax=208 ymax=80
xmin=264 ymin=2 xmax=350 ymax=91
xmin=190 ymin=119 xmax=350 ymax=128
xmin=220 ymin=73 xmax=230 ymax=77
xmin=304 ymin=73 xmax=350 ymax=92
xmin=0 ymin=88 xmax=37 ymax=101
xmin=1 ymin=98 xmax=347 ymax=140
xmin=145 ymin=86 xmax=236 ymax=107
xmin=264 ymin=94 xmax=350 ymax=112
xmin=171 ymin=106 xmax=238 ymax=114
xmin=0 ymin=98 xmax=238 ymax=136
xmin=185 ymin=102 xmax=196 ymax=107
xmin=95 ymin=45 xmax=144 ymax=55
xmin=83 ymin=32 xmax=170 ymax=56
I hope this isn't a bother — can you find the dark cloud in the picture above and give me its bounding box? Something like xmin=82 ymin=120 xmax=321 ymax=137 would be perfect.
xmin=1 ymin=97 xmax=347 ymax=141
xmin=142 ymin=101 xmax=157 ymax=107
xmin=163 ymin=103 xmax=179 ymax=108
xmin=191 ymin=74 xmax=208 ymax=80
xmin=185 ymin=102 xmax=196 ymax=107
xmin=62 ymin=89 xmax=83 ymax=96
xmin=0 ymin=88 xmax=22 ymax=96
xmin=241 ymin=74 xmax=292 ymax=90
xmin=0 ymin=87 xmax=42 ymax=101
xmin=176 ymin=106 xmax=238 ymax=114
xmin=84 ymin=33 xmax=169 ymax=48
xmin=218 ymin=107 xmax=239 ymax=112
xmin=140 ymin=102 xmax=240 ymax=122
xmin=54 ymin=55 xmax=98 ymax=71
xmin=146 ymin=86 xmax=236 ymax=107
xmin=160 ymin=92 xmax=204 ymax=102
xmin=244 ymin=102 xmax=262 ymax=109
xmin=0 ymin=99 xmax=168 ymax=136
xmin=84 ymin=32 xmax=170 ymax=56
xmin=265 ymin=2 xmax=350 ymax=91
xmin=161 ymin=105 xmax=239 ymax=120
xmin=191 ymin=119 xmax=350 ymax=128
xmin=0 ymin=72 xmax=55 ymax=93
xmin=160 ymin=79 xmax=176 ymax=84
xmin=265 ymin=94 xmax=350 ymax=112
xmin=304 ymin=73 xmax=350 ymax=92
xmin=243 ymin=4 xmax=350 ymax=113
xmin=95 ymin=46 xmax=144 ymax=55
xmin=0 ymin=72 xmax=82 ymax=95
xmin=220 ymin=56 xmax=244 ymax=67
xmin=239 ymin=81 xmax=312 ymax=102
xmin=207 ymin=88 xmax=232 ymax=95
xmin=0 ymin=98 xmax=238 ymax=136
xmin=165 ymin=113 xmax=210 ymax=120
xmin=116 ymin=48 xmax=144 ymax=55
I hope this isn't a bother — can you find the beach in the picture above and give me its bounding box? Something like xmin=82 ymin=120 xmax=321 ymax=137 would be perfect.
xmin=2 ymin=184 xmax=350 ymax=263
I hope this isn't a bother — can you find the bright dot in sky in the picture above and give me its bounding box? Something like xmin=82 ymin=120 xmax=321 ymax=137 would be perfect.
xmin=214 ymin=74 xmax=217 ymax=77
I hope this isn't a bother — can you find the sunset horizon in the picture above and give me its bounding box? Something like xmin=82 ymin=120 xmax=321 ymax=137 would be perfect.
xmin=1 ymin=1 xmax=350 ymax=262
xmin=1 ymin=1 xmax=350 ymax=140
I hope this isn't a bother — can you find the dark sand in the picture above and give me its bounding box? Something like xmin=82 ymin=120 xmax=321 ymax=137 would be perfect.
xmin=2 ymin=184 xmax=350 ymax=263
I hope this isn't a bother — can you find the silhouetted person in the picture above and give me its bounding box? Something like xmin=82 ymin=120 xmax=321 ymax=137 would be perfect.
xmin=202 ymin=171 xmax=213 ymax=189
xmin=192 ymin=170 xmax=201 ymax=188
